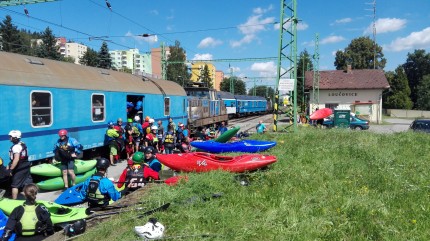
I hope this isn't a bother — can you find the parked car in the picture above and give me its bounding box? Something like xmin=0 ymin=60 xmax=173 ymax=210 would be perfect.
xmin=409 ymin=119 xmax=430 ymax=133
xmin=323 ymin=115 xmax=370 ymax=130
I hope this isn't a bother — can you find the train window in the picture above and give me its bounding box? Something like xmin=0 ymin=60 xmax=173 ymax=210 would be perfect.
xmin=92 ymin=94 xmax=105 ymax=121
xmin=164 ymin=97 xmax=170 ymax=116
xmin=31 ymin=91 xmax=52 ymax=127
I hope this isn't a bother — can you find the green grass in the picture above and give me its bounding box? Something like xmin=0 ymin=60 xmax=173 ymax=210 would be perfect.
xmin=77 ymin=129 xmax=430 ymax=241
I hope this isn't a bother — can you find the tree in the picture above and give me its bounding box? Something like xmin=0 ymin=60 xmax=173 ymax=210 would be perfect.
xmin=200 ymin=64 xmax=213 ymax=88
xmin=0 ymin=15 xmax=26 ymax=53
xmin=219 ymin=77 xmax=246 ymax=95
xmin=297 ymin=50 xmax=314 ymax=110
xmin=334 ymin=36 xmax=386 ymax=70
xmin=166 ymin=40 xmax=190 ymax=84
xmin=62 ymin=56 xmax=75 ymax=63
xmin=402 ymin=49 xmax=430 ymax=108
xmin=97 ymin=41 xmax=111 ymax=69
xmin=383 ymin=66 xmax=413 ymax=109
xmin=79 ymin=48 xmax=98 ymax=67
xmin=416 ymin=74 xmax=430 ymax=110
xmin=35 ymin=27 xmax=61 ymax=60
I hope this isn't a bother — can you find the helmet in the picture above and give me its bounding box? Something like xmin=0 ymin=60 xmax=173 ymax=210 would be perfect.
xmin=134 ymin=218 xmax=164 ymax=239
xmin=108 ymin=121 xmax=115 ymax=127
xmin=64 ymin=219 xmax=87 ymax=237
xmin=58 ymin=129 xmax=68 ymax=137
xmin=127 ymin=118 xmax=133 ymax=123
xmin=96 ymin=158 xmax=110 ymax=170
xmin=132 ymin=152 xmax=144 ymax=164
xmin=151 ymin=125 xmax=158 ymax=131
xmin=134 ymin=116 xmax=141 ymax=122
xmin=117 ymin=118 xmax=123 ymax=123
xmin=149 ymin=119 xmax=155 ymax=124
xmin=8 ymin=130 xmax=22 ymax=139
xmin=145 ymin=116 xmax=150 ymax=122
xmin=178 ymin=123 xmax=184 ymax=127
xmin=144 ymin=146 xmax=156 ymax=155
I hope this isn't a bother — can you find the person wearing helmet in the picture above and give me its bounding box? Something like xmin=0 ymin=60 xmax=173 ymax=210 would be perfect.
xmin=106 ymin=121 xmax=120 ymax=166
xmin=156 ymin=120 xmax=165 ymax=153
xmin=7 ymin=130 xmax=32 ymax=199
xmin=144 ymin=125 xmax=159 ymax=153
xmin=53 ymin=129 xmax=83 ymax=190
xmin=177 ymin=136 xmax=192 ymax=153
xmin=1 ymin=183 xmax=54 ymax=240
xmin=123 ymin=118 xmax=135 ymax=159
xmin=80 ymin=158 xmax=121 ymax=208
xmin=162 ymin=126 xmax=176 ymax=154
xmin=143 ymin=146 xmax=162 ymax=172
xmin=132 ymin=116 xmax=143 ymax=153
xmin=116 ymin=152 xmax=159 ymax=193
xmin=168 ymin=117 xmax=176 ymax=135
xmin=141 ymin=116 xmax=150 ymax=134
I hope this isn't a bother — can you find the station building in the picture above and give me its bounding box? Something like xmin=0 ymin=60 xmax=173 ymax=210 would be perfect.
xmin=305 ymin=65 xmax=390 ymax=124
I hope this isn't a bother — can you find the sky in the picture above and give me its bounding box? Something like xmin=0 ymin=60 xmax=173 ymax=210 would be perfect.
xmin=1 ymin=0 xmax=429 ymax=90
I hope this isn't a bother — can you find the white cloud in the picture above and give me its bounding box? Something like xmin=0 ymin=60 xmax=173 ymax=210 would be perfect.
xmin=250 ymin=61 xmax=277 ymax=77
xmin=125 ymin=31 xmax=158 ymax=44
xmin=192 ymin=53 xmax=213 ymax=61
xmin=384 ymin=27 xmax=430 ymax=52
xmin=332 ymin=18 xmax=352 ymax=25
xmin=364 ymin=18 xmax=407 ymax=35
xmin=198 ymin=37 xmax=223 ymax=48
xmin=253 ymin=5 xmax=273 ymax=15
xmin=274 ymin=21 xmax=308 ymax=31
xmin=230 ymin=35 xmax=256 ymax=48
xmin=150 ymin=10 xmax=159 ymax=15
xmin=320 ymin=35 xmax=345 ymax=45
xmin=230 ymin=12 xmax=275 ymax=48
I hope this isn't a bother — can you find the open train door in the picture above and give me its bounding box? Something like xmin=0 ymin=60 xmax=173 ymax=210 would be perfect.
xmin=127 ymin=95 xmax=145 ymax=123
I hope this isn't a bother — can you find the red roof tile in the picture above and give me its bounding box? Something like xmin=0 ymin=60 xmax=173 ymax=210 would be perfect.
xmin=305 ymin=69 xmax=390 ymax=90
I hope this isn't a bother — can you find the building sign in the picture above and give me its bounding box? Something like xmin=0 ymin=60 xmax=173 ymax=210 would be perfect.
xmin=328 ymin=92 xmax=358 ymax=97
xmin=278 ymin=78 xmax=295 ymax=91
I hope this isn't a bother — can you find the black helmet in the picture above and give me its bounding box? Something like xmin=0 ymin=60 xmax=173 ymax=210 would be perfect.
xmin=64 ymin=219 xmax=86 ymax=237
xmin=96 ymin=158 xmax=110 ymax=170
xmin=144 ymin=146 xmax=156 ymax=155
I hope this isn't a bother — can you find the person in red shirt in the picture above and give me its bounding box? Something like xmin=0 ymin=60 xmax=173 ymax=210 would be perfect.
xmin=116 ymin=152 xmax=159 ymax=195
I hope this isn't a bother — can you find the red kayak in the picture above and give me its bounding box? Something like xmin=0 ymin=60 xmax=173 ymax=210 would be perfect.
xmin=157 ymin=152 xmax=277 ymax=173
xmin=310 ymin=108 xmax=333 ymax=120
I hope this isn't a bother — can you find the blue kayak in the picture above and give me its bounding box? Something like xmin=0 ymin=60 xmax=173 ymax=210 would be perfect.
xmin=190 ymin=140 xmax=277 ymax=153
xmin=0 ymin=209 xmax=16 ymax=241
xmin=54 ymin=183 xmax=86 ymax=206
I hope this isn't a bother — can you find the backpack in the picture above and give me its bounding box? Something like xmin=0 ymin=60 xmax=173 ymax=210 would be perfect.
xmin=132 ymin=126 xmax=141 ymax=137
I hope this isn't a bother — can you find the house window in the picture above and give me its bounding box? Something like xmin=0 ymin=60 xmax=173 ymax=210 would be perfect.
xmin=92 ymin=94 xmax=105 ymax=121
xmin=164 ymin=97 xmax=170 ymax=116
xmin=325 ymin=103 xmax=338 ymax=110
xmin=31 ymin=91 xmax=52 ymax=127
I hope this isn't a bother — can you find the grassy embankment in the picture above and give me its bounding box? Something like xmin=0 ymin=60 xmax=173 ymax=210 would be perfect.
xmin=76 ymin=128 xmax=430 ymax=241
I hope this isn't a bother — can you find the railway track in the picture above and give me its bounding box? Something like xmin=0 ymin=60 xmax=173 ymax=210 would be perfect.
xmin=228 ymin=114 xmax=273 ymax=134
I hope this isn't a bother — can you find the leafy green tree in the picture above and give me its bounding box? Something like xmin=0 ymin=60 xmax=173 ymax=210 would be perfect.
xmin=220 ymin=77 xmax=246 ymax=95
xmin=297 ymin=50 xmax=314 ymax=110
xmin=62 ymin=56 xmax=75 ymax=63
xmin=334 ymin=36 xmax=386 ymax=70
xmin=35 ymin=27 xmax=61 ymax=60
xmin=383 ymin=66 xmax=413 ymax=109
xmin=79 ymin=48 xmax=98 ymax=67
xmin=416 ymin=74 xmax=430 ymax=110
xmin=402 ymin=49 xmax=430 ymax=108
xmin=200 ymin=64 xmax=213 ymax=88
xmin=166 ymin=40 xmax=190 ymax=84
xmin=0 ymin=15 xmax=26 ymax=53
xmin=97 ymin=41 xmax=111 ymax=69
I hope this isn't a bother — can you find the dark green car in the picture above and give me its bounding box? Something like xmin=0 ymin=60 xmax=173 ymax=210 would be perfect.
xmin=323 ymin=115 xmax=370 ymax=130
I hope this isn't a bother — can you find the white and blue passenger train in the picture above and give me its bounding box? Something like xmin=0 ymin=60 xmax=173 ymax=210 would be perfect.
xmin=0 ymin=52 xmax=188 ymax=165
xmin=217 ymin=91 xmax=271 ymax=118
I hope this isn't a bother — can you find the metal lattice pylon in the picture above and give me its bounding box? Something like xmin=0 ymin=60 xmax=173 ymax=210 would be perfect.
xmin=312 ymin=33 xmax=320 ymax=111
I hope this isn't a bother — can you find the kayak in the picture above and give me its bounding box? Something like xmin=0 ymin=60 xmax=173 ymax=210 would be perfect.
xmin=190 ymin=140 xmax=277 ymax=153
xmin=31 ymin=159 xmax=97 ymax=177
xmin=310 ymin=108 xmax=333 ymax=120
xmin=0 ymin=209 xmax=16 ymax=241
xmin=55 ymin=182 xmax=125 ymax=206
xmin=215 ymin=126 xmax=240 ymax=143
xmin=36 ymin=168 xmax=96 ymax=191
xmin=157 ymin=152 xmax=277 ymax=173
xmin=0 ymin=198 xmax=88 ymax=225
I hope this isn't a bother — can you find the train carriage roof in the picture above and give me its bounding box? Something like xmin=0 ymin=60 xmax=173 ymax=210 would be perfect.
xmin=0 ymin=52 xmax=185 ymax=96
xmin=216 ymin=91 xmax=235 ymax=99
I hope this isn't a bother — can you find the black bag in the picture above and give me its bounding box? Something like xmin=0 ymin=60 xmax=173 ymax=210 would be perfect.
xmin=55 ymin=148 xmax=72 ymax=162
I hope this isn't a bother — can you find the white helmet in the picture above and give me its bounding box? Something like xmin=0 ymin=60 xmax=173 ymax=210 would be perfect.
xmin=134 ymin=116 xmax=141 ymax=122
xmin=8 ymin=130 xmax=22 ymax=139
xmin=151 ymin=125 xmax=158 ymax=131
xmin=149 ymin=118 xmax=155 ymax=124
xmin=134 ymin=219 xmax=164 ymax=239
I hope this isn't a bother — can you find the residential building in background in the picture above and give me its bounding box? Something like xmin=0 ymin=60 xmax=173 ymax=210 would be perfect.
xmin=214 ymin=70 xmax=224 ymax=91
xmin=190 ymin=62 xmax=216 ymax=87
xmin=151 ymin=46 xmax=170 ymax=79
xmin=110 ymin=48 xmax=151 ymax=75
xmin=64 ymin=42 xmax=87 ymax=65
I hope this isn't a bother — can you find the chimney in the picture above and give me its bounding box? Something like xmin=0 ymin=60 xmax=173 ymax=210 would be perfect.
xmin=346 ymin=64 xmax=352 ymax=74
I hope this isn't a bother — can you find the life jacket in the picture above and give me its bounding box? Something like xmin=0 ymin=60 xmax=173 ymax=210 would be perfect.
xmin=132 ymin=125 xmax=141 ymax=137
xmin=164 ymin=132 xmax=174 ymax=144
xmin=9 ymin=142 xmax=28 ymax=162
xmin=86 ymin=176 xmax=109 ymax=206
xmin=15 ymin=204 xmax=49 ymax=236
xmin=125 ymin=165 xmax=146 ymax=190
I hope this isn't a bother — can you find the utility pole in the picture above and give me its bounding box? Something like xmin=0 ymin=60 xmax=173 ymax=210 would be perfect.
xmin=161 ymin=42 xmax=167 ymax=80
xmin=366 ymin=0 xmax=377 ymax=69
xmin=229 ymin=65 xmax=235 ymax=94
xmin=312 ymin=33 xmax=320 ymax=111
xmin=274 ymin=0 xmax=298 ymax=132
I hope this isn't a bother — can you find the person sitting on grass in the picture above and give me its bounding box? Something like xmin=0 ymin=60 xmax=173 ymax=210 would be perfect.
xmin=143 ymin=146 xmax=162 ymax=172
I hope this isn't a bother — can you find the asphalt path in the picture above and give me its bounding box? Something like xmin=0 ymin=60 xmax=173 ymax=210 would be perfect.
xmin=369 ymin=118 xmax=413 ymax=134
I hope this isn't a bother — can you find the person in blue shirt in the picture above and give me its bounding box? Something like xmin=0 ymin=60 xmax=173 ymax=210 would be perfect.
xmin=53 ymin=129 xmax=83 ymax=189
xmin=143 ymin=146 xmax=162 ymax=172
xmin=80 ymin=158 xmax=121 ymax=208
xmin=217 ymin=121 xmax=228 ymax=136
xmin=256 ymin=120 xmax=267 ymax=134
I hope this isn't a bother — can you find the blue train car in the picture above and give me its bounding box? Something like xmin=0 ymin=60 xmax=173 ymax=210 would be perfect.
xmin=217 ymin=91 xmax=236 ymax=118
xmin=234 ymin=95 xmax=268 ymax=117
xmin=0 ymin=52 xmax=187 ymax=165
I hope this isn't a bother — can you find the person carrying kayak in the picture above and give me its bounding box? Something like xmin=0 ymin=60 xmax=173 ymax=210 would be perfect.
xmin=0 ymin=183 xmax=54 ymax=241
xmin=143 ymin=146 xmax=162 ymax=172
xmin=116 ymin=152 xmax=159 ymax=194
xmin=80 ymin=158 xmax=121 ymax=208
